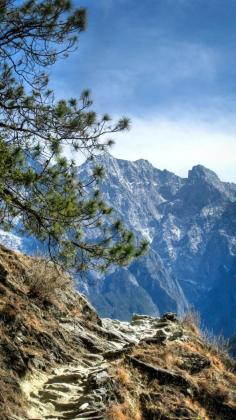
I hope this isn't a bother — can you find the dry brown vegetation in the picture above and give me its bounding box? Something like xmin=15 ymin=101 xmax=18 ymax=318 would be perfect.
xmin=108 ymin=403 xmax=128 ymax=420
xmin=110 ymin=363 xmax=131 ymax=387
xmin=180 ymin=309 xmax=201 ymax=335
xmin=181 ymin=309 xmax=230 ymax=358
xmin=0 ymin=245 xmax=72 ymax=305
xmin=108 ymin=363 xmax=141 ymax=420
xmin=107 ymin=401 xmax=141 ymax=420
xmin=26 ymin=257 xmax=71 ymax=303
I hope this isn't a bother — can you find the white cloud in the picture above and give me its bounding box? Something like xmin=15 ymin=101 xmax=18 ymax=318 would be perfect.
xmin=110 ymin=112 xmax=236 ymax=182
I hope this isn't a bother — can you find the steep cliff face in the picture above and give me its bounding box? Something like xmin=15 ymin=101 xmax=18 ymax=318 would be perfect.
xmin=79 ymin=154 xmax=236 ymax=335
xmin=1 ymin=246 xmax=236 ymax=420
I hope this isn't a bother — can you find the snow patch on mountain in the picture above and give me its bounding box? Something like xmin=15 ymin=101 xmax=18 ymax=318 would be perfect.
xmin=0 ymin=229 xmax=24 ymax=251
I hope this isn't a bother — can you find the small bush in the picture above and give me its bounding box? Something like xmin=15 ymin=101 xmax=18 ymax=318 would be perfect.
xmin=181 ymin=310 xmax=231 ymax=360
xmin=26 ymin=258 xmax=71 ymax=303
xmin=201 ymin=329 xmax=230 ymax=358
xmin=181 ymin=309 xmax=201 ymax=335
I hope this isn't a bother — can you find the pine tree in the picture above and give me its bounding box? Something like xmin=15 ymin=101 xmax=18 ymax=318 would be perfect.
xmin=0 ymin=0 xmax=148 ymax=272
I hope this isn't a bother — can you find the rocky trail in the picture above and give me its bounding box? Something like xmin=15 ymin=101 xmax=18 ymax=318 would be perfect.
xmin=21 ymin=314 xmax=185 ymax=420
xmin=22 ymin=354 xmax=112 ymax=420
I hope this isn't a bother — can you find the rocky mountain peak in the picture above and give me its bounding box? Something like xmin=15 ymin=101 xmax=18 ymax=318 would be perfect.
xmin=133 ymin=157 xmax=154 ymax=169
xmin=188 ymin=164 xmax=225 ymax=191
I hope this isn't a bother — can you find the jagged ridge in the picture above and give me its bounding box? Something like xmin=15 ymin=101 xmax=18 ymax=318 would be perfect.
xmin=79 ymin=154 xmax=236 ymax=336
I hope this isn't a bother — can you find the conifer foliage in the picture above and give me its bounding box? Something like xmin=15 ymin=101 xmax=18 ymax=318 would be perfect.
xmin=0 ymin=0 xmax=148 ymax=272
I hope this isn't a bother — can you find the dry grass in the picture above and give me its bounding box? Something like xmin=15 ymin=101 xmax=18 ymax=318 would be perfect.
xmin=181 ymin=309 xmax=201 ymax=335
xmin=112 ymin=364 xmax=131 ymax=387
xmin=185 ymin=398 xmax=209 ymax=420
xmin=181 ymin=308 xmax=232 ymax=362
xmin=108 ymin=363 xmax=142 ymax=420
xmin=0 ymin=325 xmax=25 ymax=419
xmin=107 ymin=402 xmax=141 ymax=420
xmin=70 ymin=305 xmax=81 ymax=317
xmin=161 ymin=351 xmax=177 ymax=368
xmin=1 ymin=244 xmax=236 ymax=420
xmin=201 ymin=328 xmax=230 ymax=358
xmin=133 ymin=342 xmax=182 ymax=371
xmin=26 ymin=258 xmax=71 ymax=303
xmin=197 ymin=376 xmax=229 ymax=402
xmin=107 ymin=403 xmax=129 ymax=420
xmin=0 ymin=245 xmax=84 ymax=418
xmin=178 ymin=340 xmax=205 ymax=354
xmin=0 ymin=245 xmax=72 ymax=304
xmin=21 ymin=312 xmax=47 ymax=332
xmin=125 ymin=329 xmax=236 ymax=419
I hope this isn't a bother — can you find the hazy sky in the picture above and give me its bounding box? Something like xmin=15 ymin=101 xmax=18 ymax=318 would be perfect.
xmin=52 ymin=0 xmax=236 ymax=181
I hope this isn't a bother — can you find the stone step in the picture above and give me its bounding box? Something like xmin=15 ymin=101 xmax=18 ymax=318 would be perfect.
xmin=50 ymin=400 xmax=83 ymax=412
xmin=75 ymin=417 xmax=104 ymax=420
xmin=38 ymin=390 xmax=61 ymax=402
xmin=83 ymin=354 xmax=104 ymax=362
xmin=62 ymin=410 xmax=105 ymax=420
xmin=44 ymin=383 xmax=81 ymax=393
xmin=47 ymin=373 xmax=83 ymax=385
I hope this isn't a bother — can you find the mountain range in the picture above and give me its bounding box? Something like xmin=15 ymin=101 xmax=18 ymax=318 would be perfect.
xmin=79 ymin=154 xmax=236 ymax=337
xmin=0 ymin=153 xmax=235 ymax=336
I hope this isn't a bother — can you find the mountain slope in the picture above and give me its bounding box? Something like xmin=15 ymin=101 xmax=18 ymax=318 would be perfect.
xmin=1 ymin=245 xmax=236 ymax=420
xmin=79 ymin=154 xmax=236 ymax=335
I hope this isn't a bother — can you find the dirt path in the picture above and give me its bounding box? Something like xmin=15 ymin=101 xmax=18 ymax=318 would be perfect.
xmin=21 ymin=315 xmax=181 ymax=420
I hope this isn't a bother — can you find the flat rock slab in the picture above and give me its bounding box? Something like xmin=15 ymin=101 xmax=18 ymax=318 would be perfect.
xmin=127 ymin=356 xmax=190 ymax=388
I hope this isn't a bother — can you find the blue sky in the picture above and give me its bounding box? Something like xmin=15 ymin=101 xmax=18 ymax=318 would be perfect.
xmin=52 ymin=0 xmax=236 ymax=181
